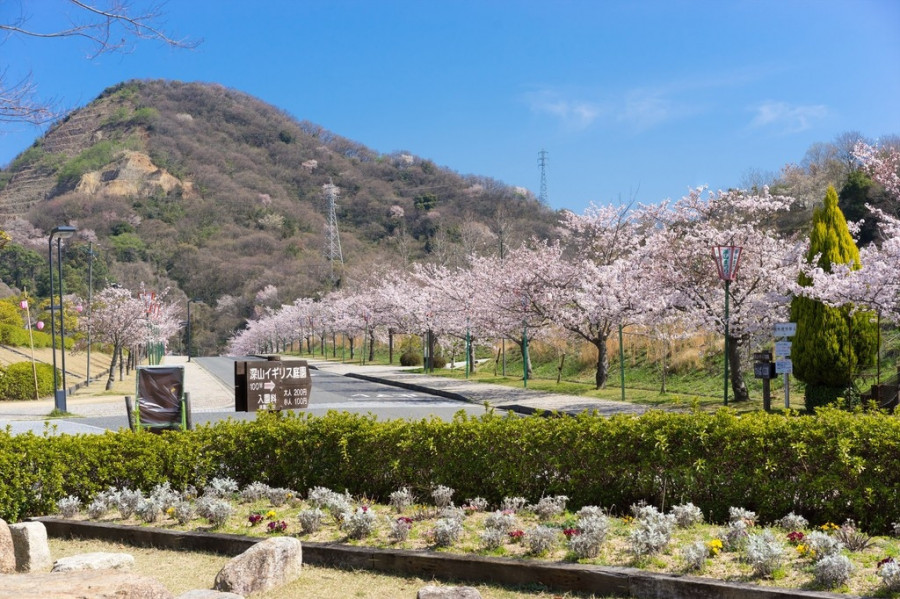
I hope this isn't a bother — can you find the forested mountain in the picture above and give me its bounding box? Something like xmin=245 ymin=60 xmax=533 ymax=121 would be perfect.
xmin=0 ymin=80 xmax=559 ymax=349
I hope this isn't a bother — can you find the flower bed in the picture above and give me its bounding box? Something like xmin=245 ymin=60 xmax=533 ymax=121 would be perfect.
xmin=54 ymin=480 xmax=900 ymax=597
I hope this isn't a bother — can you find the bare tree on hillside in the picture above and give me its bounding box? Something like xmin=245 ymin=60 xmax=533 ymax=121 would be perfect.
xmin=1 ymin=0 xmax=198 ymax=125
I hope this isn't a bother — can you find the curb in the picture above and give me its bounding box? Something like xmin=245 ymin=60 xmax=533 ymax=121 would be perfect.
xmin=34 ymin=518 xmax=855 ymax=599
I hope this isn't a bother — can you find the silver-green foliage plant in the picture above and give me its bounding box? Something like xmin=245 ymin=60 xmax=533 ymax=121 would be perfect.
xmin=568 ymin=514 xmax=610 ymax=559
xmin=745 ymin=530 xmax=784 ymax=577
xmin=172 ymin=500 xmax=195 ymax=525
xmin=835 ymin=520 xmax=872 ymax=551
xmin=431 ymin=485 xmax=455 ymax=508
xmin=723 ymin=520 xmax=749 ymax=551
xmin=483 ymin=510 xmax=517 ymax=533
xmin=240 ymin=482 xmax=271 ymax=503
xmin=307 ymin=487 xmax=352 ymax=522
xmin=389 ymin=517 xmax=412 ymax=542
xmin=575 ymin=506 xmax=605 ymax=520
xmin=879 ymin=560 xmax=900 ymax=591
xmin=681 ymin=540 xmax=709 ymax=571
xmin=87 ymin=497 xmax=109 ymax=519
xmin=480 ymin=527 xmax=505 ymax=550
xmin=526 ymin=525 xmax=558 ymax=556
xmin=298 ymin=508 xmax=325 ymax=534
xmin=775 ymin=512 xmax=809 ymax=530
xmin=265 ymin=487 xmax=294 ymax=507
xmin=203 ymin=477 xmax=238 ymax=499
xmin=465 ymin=497 xmax=488 ymax=512
xmin=432 ymin=517 xmax=463 ymax=547
xmin=136 ymin=498 xmax=162 ymax=524
xmin=670 ymin=503 xmax=704 ymax=528
xmin=440 ymin=506 xmax=465 ymax=523
xmin=728 ymin=507 xmax=756 ymax=526
xmin=529 ymin=495 xmax=568 ymax=521
xmin=342 ymin=507 xmax=377 ymax=540
xmin=806 ymin=531 xmax=843 ymax=559
xmin=56 ymin=495 xmax=81 ymax=518
xmin=389 ymin=487 xmax=414 ymax=513
xmin=203 ymin=498 xmax=234 ymax=528
xmin=116 ymin=488 xmax=144 ymax=519
xmin=149 ymin=482 xmax=180 ymax=512
xmin=500 ymin=497 xmax=527 ymax=513
xmin=628 ymin=505 xmax=675 ymax=558
xmin=892 ymin=522 xmax=900 ymax=537
xmin=814 ymin=554 xmax=853 ymax=588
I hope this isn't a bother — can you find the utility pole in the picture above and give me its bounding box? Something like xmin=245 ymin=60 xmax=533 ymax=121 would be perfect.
xmin=538 ymin=149 xmax=549 ymax=205
xmin=324 ymin=180 xmax=344 ymax=286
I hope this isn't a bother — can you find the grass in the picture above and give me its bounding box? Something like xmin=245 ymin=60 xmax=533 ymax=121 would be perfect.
xmin=48 ymin=536 xmax=615 ymax=599
xmin=61 ymin=494 xmax=900 ymax=598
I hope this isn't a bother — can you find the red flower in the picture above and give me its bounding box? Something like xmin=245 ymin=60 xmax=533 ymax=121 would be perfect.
xmin=397 ymin=517 xmax=413 ymax=524
xmin=563 ymin=528 xmax=580 ymax=539
xmin=508 ymin=530 xmax=525 ymax=540
xmin=787 ymin=531 xmax=804 ymax=545
xmin=248 ymin=513 xmax=263 ymax=525
xmin=878 ymin=557 xmax=896 ymax=569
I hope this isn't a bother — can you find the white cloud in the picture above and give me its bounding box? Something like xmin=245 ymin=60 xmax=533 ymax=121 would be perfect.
xmin=524 ymin=90 xmax=602 ymax=130
xmin=750 ymin=101 xmax=827 ymax=133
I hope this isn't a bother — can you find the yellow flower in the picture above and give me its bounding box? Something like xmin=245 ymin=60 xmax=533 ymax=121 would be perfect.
xmin=796 ymin=544 xmax=816 ymax=558
xmin=706 ymin=539 xmax=723 ymax=556
xmin=819 ymin=522 xmax=838 ymax=531
xmin=622 ymin=515 xmax=633 ymax=524
xmin=265 ymin=510 xmax=278 ymax=520
xmin=166 ymin=507 xmax=175 ymax=516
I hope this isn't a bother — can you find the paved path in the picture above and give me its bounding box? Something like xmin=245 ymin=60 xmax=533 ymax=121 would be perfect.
xmin=306 ymin=359 xmax=647 ymax=417
xmin=0 ymin=356 xmax=646 ymax=435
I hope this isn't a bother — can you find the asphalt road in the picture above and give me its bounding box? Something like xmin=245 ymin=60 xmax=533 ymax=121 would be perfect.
xmin=68 ymin=356 xmax=487 ymax=433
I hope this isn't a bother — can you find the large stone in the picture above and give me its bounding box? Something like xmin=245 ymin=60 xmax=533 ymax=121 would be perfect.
xmin=0 ymin=519 xmax=15 ymax=574
xmin=213 ymin=537 xmax=301 ymax=596
xmin=176 ymin=591 xmax=244 ymax=599
xmin=0 ymin=569 xmax=173 ymax=598
xmin=8 ymin=521 xmax=51 ymax=572
xmin=417 ymin=585 xmax=483 ymax=599
xmin=52 ymin=551 xmax=135 ymax=572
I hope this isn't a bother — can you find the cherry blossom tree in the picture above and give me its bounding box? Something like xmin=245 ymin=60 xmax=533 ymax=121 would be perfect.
xmin=85 ymin=286 xmax=148 ymax=390
xmin=643 ymin=187 xmax=803 ymax=402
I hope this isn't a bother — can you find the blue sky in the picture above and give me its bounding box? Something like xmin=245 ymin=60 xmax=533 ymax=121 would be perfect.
xmin=1 ymin=0 xmax=898 ymax=213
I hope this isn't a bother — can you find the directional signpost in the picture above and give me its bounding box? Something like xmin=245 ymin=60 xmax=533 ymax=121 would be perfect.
xmin=234 ymin=358 xmax=312 ymax=412
xmin=773 ymin=323 xmax=796 ymax=408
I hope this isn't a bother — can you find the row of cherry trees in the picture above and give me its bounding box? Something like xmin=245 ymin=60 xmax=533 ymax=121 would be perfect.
xmin=225 ymin=142 xmax=899 ymax=400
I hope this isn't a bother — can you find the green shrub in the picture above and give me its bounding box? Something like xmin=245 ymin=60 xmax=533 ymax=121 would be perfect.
xmin=804 ymin=384 xmax=846 ymax=412
xmin=432 ymin=355 xmax=447 ymax=369
xmin=0 ymin=362 xmax=56 ymax=401
xmin=57 ymin=140 xmax=118 ymax=189
xmin=400 ymin=351 xmax=422 ymax=366
xmin=0 ymin=324 xmax=30 ymax=346
xmin=0 ymin=408 xmax=898 ymax=534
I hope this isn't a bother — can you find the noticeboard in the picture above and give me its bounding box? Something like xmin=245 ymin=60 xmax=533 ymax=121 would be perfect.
xmin=753 ymin=362 xmax=776 ymax=379
xmin=234 ymin=359 xmax=312 ymax=412
xmin=775 ymin=359 xmax=793 ymax=374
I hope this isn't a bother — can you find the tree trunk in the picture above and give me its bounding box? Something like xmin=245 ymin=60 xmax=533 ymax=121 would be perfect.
xmin=349 ymin=337 xmax=355 ymax=359
xmin=594 ymin=337 xmax=609 ymax=389
xmin=388 ymin=329 xmax=394 ymax=364
xmin=660 ymin=340 xmax=669 ymax=394
xmin=468 ymin=340 xmax=476 ymax=373
xmin=728 ymin=334 xmax=750 ymax=402
xmin=106 ymin=343 xmax=119 ymax=390
xmin=368 ymin=329 xmax=375 ymax=362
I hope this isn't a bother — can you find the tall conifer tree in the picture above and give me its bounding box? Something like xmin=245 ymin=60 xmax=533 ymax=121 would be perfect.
xmin=790 ymin=185 xmax=878 ymax=406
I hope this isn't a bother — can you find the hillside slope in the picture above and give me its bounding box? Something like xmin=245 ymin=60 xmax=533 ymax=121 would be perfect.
xmin=0 ymin=80 xmax=560 ymax=348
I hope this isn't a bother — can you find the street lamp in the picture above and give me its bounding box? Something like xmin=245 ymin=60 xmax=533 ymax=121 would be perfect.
xmin=48 ymin=225 xmax=76 ymax=412
xmin=187 ymin=298 xmax=201 ymax=361
xmin=712 ymin=243 xmax=743 ymax=406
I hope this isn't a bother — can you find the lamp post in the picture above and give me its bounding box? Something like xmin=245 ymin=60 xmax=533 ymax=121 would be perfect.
xmin=48 ymin=225 xmax=76 ymax=412
xmin=85 ymin=242 xmax=94 ymax=383
xmin=712 ymin=243 xmax=743 ymax=406
xmin=520 ymin=293 xmax=529 ymax=389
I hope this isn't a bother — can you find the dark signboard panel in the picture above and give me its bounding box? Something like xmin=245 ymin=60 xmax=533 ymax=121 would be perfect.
xmin=234 ymin=359 xmax=312 ymax=412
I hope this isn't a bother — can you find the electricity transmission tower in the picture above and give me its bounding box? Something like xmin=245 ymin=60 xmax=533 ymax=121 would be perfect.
xmin=323 ymin=180 xmax=343 ymax=285
xmin=538 ymin=149 xmax=549 ymax=205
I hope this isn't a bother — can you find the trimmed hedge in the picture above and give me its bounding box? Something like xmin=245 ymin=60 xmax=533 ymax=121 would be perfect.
xmin=1 ymin=407 xmax=898 ymax=533
xmin=0 ymin=362 xmax=56 ymax=400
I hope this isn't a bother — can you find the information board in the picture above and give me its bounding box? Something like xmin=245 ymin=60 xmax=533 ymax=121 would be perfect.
xmin=234 ymin=359 xmax=312 ymax=412
xmin=773 ymin=322 xmax=797 ymax=337
xmin=775 ymin=359 xmax=793 ymax=374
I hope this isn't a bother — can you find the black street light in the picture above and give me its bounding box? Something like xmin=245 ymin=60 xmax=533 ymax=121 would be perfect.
xmin=712 ymin=242 xmax=743 ymax=406
xmin=48 ymin=225 xmax=76 ymax=412
xmin=187 ymin=298 xmax=201 ymax=361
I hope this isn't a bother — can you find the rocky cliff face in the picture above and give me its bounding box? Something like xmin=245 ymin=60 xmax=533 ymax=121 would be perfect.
xmin=74 ymin=150 xmax=195 ymax=199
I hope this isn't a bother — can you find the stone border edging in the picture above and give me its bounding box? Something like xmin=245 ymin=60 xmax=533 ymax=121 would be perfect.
xmin=33 ymin=517 xmax=855 ymax=599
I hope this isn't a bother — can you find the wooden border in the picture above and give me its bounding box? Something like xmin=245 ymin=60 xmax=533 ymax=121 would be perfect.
xmin=34 ymin=518 xmax=854 ymax=599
